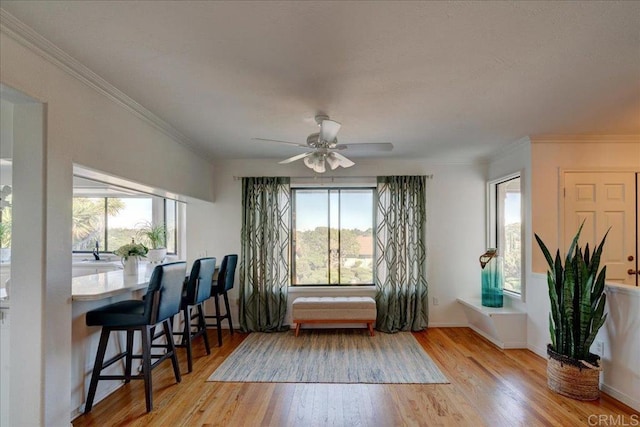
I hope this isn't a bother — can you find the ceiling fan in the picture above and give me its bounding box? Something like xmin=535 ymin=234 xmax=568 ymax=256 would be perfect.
xmin=253 ymin=115 xmax=393 ymax=173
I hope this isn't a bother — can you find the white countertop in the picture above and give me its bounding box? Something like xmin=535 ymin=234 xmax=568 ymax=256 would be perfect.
xmin=72 ymin=263 xmax=155 ymax=301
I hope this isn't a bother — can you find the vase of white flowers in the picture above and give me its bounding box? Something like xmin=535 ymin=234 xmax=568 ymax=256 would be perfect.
xmin=114 ymin=239 xmax=148 ymax=275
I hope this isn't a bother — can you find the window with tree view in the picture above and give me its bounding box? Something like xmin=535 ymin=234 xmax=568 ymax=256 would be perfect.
xmin=293 ymin=188 xmax=374 ymax=285
xmin=72 ymin=195 xmax=178 ymax=254
xmin=493 ymin=175 xmax=522 ymax=294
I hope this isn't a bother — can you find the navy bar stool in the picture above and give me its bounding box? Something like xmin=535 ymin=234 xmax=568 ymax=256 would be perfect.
xmin=173 ymin=257 xmax=216 ymax=373
xmin=205 ymin=254 xmax=238 ymax=346
xmin=84 ymin=261 xmax=187 ymax=413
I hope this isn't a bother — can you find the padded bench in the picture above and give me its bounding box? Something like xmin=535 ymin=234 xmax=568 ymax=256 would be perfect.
xmin=292 ymin=296 xmax=377 ymax=337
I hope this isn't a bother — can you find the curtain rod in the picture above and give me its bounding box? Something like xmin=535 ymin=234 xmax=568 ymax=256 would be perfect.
xmin=232 ymin=175 xmax=434 ymax=181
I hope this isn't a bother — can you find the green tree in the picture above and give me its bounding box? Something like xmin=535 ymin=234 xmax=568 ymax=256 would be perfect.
xmin=72 ymin=198 xmax=125 ymax=250
xmin=503 ymin=222 xmax=522 ymax=292
xmin=0 ymin=204 xmax=12 ymax=248
xmin=295 ymin=226 xmax=373 ymax=285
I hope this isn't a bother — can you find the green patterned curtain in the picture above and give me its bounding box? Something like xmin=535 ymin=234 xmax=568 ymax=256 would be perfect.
xmin=375 ymin=176 xmax=428 ymax=333
xmin=239 ymin=177 xmax=291 ymax=332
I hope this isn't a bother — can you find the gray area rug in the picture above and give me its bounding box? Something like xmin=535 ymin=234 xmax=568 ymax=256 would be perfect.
xmin=208 ymin=330 xmax=449 ymax=384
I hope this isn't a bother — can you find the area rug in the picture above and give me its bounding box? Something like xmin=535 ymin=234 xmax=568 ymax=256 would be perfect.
xmin=207 ymin=330 xmax=448 ymax=384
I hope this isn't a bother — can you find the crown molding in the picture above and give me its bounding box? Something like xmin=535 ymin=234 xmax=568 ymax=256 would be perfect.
xmin=530 ymin=134 xmax=640 ymax=144
xmin=0 ymin=8 xmax=204 ymax=156
xmin=481 ymin=136 xmax=531 ymax=164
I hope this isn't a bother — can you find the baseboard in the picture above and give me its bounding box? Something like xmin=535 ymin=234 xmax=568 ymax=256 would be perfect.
xmin=428 ymin=322 xmax=468 ymax=328
xmin=600 ymin=383 xmax=640 ymax=412
xmin=527 ymin=343 xmax=547 ymax=358
xmin=71 ymin=382 xmax=124 ymax=420
xmin=466 ymin=324 xmax=503 ymax=349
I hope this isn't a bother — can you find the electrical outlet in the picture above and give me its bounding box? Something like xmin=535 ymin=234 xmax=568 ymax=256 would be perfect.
xmin=432 ymin=297 xmax=439 ymax=306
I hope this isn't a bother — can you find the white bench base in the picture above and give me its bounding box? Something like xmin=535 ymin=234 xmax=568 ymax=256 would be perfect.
xmin=292 ymin=296 xmax=377 ymax=337
xmin=456 ymin=298 xmax=527 ymax=349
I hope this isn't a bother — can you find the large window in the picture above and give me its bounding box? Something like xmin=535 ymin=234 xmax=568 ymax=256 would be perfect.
xmin=488 ymin=174 xmax=522 ymax=295
xmin=72 ymin=181 xmax=179 ymax=254
xmin=292 ymin=188 xmax=374 ymax=285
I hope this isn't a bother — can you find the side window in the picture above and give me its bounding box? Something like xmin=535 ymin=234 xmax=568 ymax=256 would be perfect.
xmin=72 ymin=177 xmax=180 ymax=254
xmin=488 ymin=174 xmax=522 ymax=295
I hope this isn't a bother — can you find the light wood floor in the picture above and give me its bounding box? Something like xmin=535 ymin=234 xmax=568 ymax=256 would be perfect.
xmin=72 ymin=327 xmax=638 ymax=426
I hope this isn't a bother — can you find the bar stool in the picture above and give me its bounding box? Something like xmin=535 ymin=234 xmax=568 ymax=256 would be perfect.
xmin=84 ymin=261 xmax=187 ymax=413
xmin=173 ymin=257 xmax=216 ymax=373
xmin=205 ymin=254 xmax=238 ymax=346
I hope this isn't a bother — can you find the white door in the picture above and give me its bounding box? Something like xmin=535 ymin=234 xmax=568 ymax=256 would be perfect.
xmin=564 ymin=172 xmax=637 ymax=286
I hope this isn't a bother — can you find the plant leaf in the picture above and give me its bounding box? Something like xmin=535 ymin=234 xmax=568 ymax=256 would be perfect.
xmin=549 ymin=312 xmax=556 ymax=350
xmin=592 ymin=267 xmax=607 ymax=306
xmin=535 ymin=233 xmax=555 ymax=270
xmin=547 ymin=272 xmax=561 ymax=348
xmin=563 ymin=251 xmax=576 ymax=357
xmin=584 ymin=295 xmax=608 ymax=356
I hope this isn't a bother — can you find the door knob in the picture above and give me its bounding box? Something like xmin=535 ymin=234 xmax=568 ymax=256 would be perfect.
xmin=629 ymin=255 xmax=635 ymax=261
xmin=628 ymin=269 xmax=638 ymax=275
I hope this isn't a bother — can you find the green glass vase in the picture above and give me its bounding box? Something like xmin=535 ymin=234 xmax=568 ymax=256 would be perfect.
xmin=480 ymin=249 xmax=504 ymax=308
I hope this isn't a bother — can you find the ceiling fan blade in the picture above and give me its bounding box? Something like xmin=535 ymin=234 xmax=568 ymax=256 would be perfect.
xmin=252 ymin=137 xmax=308 ymax=148
xmin=334 ymin=142 xmax=394 ymax=152
xmin=278 ymin=152 xmax=313 ymax=164
xmin=320 ymin=119 xmax=341 ymax=143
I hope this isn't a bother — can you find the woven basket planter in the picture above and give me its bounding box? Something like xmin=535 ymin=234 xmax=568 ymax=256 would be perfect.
xmin=547 ymin=344 xmax=601 ymax=400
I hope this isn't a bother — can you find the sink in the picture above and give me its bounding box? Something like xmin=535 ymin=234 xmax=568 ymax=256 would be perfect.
xmin=73 ymin=260 xmax=122 ymax=268
xmin=72 ymin=260 xmax=122 ymax=277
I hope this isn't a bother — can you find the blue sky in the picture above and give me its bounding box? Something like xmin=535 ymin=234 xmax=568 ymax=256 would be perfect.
xmin=295 ymin=190 xmax=373 ymax=231
xmin=505 ymin=193 xmax=521 ymax=224
xmin=108 ymin=198 xmax=152 ymax=228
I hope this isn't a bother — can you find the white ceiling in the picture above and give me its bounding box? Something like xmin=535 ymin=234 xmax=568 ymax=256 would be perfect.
xmin=2 ymin=1 xmax=639 ymax=163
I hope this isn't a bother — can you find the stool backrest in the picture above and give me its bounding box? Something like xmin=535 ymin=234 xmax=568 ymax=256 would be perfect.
xmin=217 ymin=254 xmax=238 ymax=293
xmin=185 ymin=257 xmax=216 ymax=305
xmin=145 ymin=261 xmax=187 ymax=324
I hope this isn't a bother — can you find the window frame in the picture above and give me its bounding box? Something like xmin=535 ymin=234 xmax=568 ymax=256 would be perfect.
xmin=487 ymin=171 xmax=524 ymax=298
xmin=72 ymin=196 xmax=179 ymax=255
xmin=291 ymin=186 xmax=375 ymax=286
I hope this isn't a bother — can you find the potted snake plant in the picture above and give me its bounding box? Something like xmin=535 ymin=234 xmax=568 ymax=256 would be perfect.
xmin=535 ymin=223 xmax=608 ymax=400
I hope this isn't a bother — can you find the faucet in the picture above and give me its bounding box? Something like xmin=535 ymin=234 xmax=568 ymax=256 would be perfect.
xmin=92 ymin=240 xmax=100 ymax=261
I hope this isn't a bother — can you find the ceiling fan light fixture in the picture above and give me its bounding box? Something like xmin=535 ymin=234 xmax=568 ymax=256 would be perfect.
xmin=312 ymin=155 xmax=326 ymax=173
xmin=303 ymin=155 xmax=314 ymax=168
xmin=320 ymin=119 xmax=341 ymax=143
xmin=265 ymin=114 xmax=391 ymax=172
xmin=325 ymin=152 xmax=341 ymax=170
xmin=331 ymin=152 xmax=355 ymax=168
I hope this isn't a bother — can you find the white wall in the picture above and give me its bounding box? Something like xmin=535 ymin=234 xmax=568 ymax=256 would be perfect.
xmin=0 ymin=98 xmax=13 ymax=159
xmin=204 ymin=158 xmax=487 ymax=328
xmin=1 ymin=29 xmax=215 ymax=425
xmin=489 ymin=136 xmax=640 ymax=411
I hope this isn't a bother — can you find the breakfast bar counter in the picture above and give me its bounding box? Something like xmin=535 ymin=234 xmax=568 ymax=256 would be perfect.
xmin=72 ymin=264 xmax=153 ymax=301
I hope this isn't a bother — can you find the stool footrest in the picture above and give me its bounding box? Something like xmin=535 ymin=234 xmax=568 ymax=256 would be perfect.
xmin=100 ymin=352 xmax=128 ymax=370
